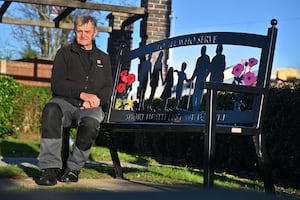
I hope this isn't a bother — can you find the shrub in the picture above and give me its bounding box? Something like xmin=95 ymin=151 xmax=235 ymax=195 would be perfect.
xmin=14 ymin=85 xmax=51 ymax=137
xmin=263 ymin=83 xmax=300 ymax=186
xmin=0 ymin=75 xmax=52 ymax=138
xmin=0 ymin=75 xmax=20 ymax=136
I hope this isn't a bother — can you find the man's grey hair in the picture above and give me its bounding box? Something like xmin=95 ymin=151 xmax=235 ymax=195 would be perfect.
xmin=74 ymin=14 xmax=97 ymax=30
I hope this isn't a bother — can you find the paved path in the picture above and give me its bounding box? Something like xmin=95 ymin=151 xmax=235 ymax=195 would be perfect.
xmin=0 ymin=156 xmax=165 ymax=191
xmin=0 ymin=177 xmax=282 ymax=200
xmin=0 ymin=156 xmax=203 ymax=199
xmin=0 ymin=177 xmax=186 ymax=192
xmin=0 ymin=156 xmax=189 ymax=192
xmin=0 ymin=157 xmax=289 ymax=200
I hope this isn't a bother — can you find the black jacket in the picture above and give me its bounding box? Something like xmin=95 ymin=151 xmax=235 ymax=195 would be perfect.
xmin=51 ymin=40 xmax=113 ymax=107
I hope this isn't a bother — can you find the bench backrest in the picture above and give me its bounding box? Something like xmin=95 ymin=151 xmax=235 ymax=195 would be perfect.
xmin=105 ymin=19 xmax=278 ymax=133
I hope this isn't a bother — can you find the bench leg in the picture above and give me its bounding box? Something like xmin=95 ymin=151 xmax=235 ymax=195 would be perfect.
xmin=61 ymin=127 xmax=70 ymax=173
xmin=253 ymin=132 xmax=275 ymax=194
xmin=203 ymin=88 xmax=217 ymax=188
xmin=104 ymin=131 xmax=124 ymax=179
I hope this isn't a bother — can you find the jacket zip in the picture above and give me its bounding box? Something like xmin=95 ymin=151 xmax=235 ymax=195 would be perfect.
xmin=85 ymin=76 xmax=89 ymax=90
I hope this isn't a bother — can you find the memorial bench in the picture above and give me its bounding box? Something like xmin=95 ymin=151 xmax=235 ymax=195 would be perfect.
xmin=63 ymin=19 xmax=278 ymax=193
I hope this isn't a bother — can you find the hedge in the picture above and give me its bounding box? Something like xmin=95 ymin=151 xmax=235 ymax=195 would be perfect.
xmin=1 ymin=76 xmax=299 ymax=187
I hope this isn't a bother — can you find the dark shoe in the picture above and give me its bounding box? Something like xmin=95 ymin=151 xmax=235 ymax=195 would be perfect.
xmin=35 ymin=168 xmax=60 ymax=186
xmin=60 ymin=168 xmax=80 ymax=183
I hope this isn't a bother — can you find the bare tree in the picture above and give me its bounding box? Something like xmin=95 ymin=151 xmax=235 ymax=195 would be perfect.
xmin=6 ymin=0 xmax=138 ymax=59
xmin=11 ymin=4 xmax=73 ymax=59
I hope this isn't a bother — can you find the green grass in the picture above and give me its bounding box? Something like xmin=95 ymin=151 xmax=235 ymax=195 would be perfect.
xmin=0 ymin=137 xmax=299 ymax=198
xmin=0 ymin=165 xmax=25 ymax=179
xmin=0 ymin=137 xmax=40 ymax=157
xmin=90 ymin=145 xmax=157 ymax=164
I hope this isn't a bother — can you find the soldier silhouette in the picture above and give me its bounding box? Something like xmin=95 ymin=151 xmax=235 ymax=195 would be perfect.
xmin=174 ymin=62 xmax=188 ymax=110
xmin=210 ymin=44 xmax=226 ymax=82
xmin=148 ymin=51 xmax=164 ymax=110
xmin=160 ymin=66 xmax=174 ymax=111
xmin=137 ymin=53 xmax=152 ymax=110
xmin=189 ymin=46 xmax=210 ymax=112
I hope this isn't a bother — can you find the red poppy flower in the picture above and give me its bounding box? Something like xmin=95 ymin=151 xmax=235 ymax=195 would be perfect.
xmin=120 ymin=70 xmax=128 ymax=77
xmin=116 ymin=83 xmax=126 ymax=93
xmin=248 ymin=58 xmax=258 ymax=67
xmin=127 ymin=73 xmax=136 ymax=85
xmin=121 ymin=75 xmax=128 ymax=83
xmin=232 ymin=64 xmax=244 ymax=76
xmin=243 ymin=71 xmax=257 ymax=86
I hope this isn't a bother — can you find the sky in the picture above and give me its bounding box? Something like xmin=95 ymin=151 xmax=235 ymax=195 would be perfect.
xmin=0 ymin=0 xmax=299 ymax=74
xmin=167 ymin=0 xmax=300 ymax=75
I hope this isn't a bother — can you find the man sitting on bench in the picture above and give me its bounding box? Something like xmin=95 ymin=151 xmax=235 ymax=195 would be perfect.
xmin=35 ymin=14 xmax=113 ymax=186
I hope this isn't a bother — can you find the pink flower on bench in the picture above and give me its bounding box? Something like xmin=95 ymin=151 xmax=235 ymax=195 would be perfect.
xmin=243 ymin=71 xmax=257 ymax=86
xmin=232 ymin=58 xmax=258 ymax=86
xmin=248 ymin=57 xmax=258 ymax=67
xmin=232 ymin=64 xmax=244 ymax=77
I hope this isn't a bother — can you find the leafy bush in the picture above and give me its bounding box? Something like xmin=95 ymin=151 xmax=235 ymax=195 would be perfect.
xmin=14 ymin=85 xmax=51 ymax=137
xmin=263 ymin=83 xmax=300 ymax=186
xmin=0 ymin=75 xmax=20 ymax=136
xmin=0 ymin=76 xmax=52 ymax=138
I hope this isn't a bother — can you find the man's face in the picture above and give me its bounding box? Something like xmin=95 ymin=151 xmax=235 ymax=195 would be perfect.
xmin=75 ymin=21 xmax=97 ymax=50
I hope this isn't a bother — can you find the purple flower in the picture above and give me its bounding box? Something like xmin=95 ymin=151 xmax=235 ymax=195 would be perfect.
xmin=243 ymin=71 xmax=257 ymax=86
xmin=248 ymin=58 xmax=258 ymax=67
xmin=232 ymin=64 xmax=244 ymax=76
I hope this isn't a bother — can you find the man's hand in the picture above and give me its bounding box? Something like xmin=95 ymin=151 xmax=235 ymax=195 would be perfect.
xmin=80 ymin=92 xmax=100 ymax=109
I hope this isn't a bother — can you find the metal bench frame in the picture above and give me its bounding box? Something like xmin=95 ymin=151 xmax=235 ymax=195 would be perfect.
xmin=64 ymin=19 xmax=278 ymax=193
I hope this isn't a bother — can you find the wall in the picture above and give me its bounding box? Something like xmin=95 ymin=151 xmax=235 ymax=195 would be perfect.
xmin=0 ymin=59 xmax=52 ymax=87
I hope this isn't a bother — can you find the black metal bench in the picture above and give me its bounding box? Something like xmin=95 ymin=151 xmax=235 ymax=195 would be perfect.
xmin=64 ymin=19 xmax=278 ymax=193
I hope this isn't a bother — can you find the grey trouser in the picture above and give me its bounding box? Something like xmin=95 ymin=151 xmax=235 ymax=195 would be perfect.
xmin=37 ymin=97 xmax=105 ymax=171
